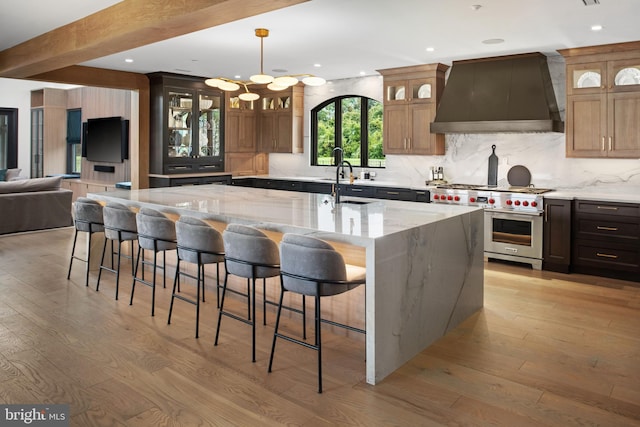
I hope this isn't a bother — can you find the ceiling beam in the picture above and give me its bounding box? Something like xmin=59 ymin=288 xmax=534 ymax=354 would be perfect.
xmin=0 ymin=0 xmax=308 ymax=78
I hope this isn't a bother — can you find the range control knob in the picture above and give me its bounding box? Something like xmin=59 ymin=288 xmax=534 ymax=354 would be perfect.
xmin=469 ymin=197 xmax=476 ymax=203
xmin=433 ymin=194 xmax=440 ymax=200
xmin=488 ymin=198 xmax=495 ymax=204
xmin=447 ymin=195 xmax=453 ymax=201
xmin=514 ymin=200 xmax=521 ymax=206
xmin=506 ymin=200 xmax=513 ymax=206
xmin=454 ymin=196 xmax=460 ymax=201
xmin=531 ymin=201 xmax=538 ymax=207
xmin=523 ymin=201 xmax=529 ymax=207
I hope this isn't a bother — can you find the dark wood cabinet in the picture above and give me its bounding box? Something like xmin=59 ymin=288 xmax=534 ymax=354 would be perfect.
xmin=571 ymin=199 xmax=640 ymax=280
xmin=543 ymin=198 xmax=572 ymax=273
xmin=148 ymin=73 xmax=224 ymax=176
xmin=149 ymin=173 xmax=231 ymax=188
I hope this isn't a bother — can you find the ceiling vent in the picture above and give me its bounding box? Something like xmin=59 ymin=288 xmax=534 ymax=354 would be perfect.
xmin=582 ymin=0 xmax=600 ymax=5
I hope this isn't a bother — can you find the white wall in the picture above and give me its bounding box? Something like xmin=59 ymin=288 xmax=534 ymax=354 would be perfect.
xmin=269 ymin=57 xmax=640 ymax=192
xmin=0 ymin=78 xmax=79 ymax=177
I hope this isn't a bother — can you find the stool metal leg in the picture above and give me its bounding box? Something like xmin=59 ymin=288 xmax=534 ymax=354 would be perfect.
xmin=67 ymin=229 xmax=79 ymax=280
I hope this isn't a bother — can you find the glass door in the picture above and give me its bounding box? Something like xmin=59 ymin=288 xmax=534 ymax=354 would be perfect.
xmin=31 ymin=108 xmax=44 ymax=178
xmin=197 ymin=93 xmax=221 ymax=158
xmin=167 ymin=90 xmax=194 ymax=158
xmin=0 ymin=108 xmax=18 ymax=170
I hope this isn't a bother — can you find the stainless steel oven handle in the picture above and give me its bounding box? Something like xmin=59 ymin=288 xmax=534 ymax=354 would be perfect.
xmin=486 ymin=210 xmax=543 ymax=219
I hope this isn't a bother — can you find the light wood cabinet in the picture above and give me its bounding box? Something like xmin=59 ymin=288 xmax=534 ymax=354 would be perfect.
xmin=377 ymin=64 xmax=448 ymax=155
xmin=560 ymin=42 xmax=640 ymax=158
xmin=257 ymin=85 xmax=303 ymax=153
xmin=30 ymin=88 xmax=67 ymax=177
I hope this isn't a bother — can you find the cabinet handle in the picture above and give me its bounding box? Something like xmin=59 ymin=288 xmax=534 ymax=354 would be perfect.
xmin=408 ymin=138 xmax=411 ymax=149
xmin=350 ymin=188 xmax=363 ymax=192
xmin=596 ymin=226 xmax=618 ymax=231
xmin=608 ymin=136 xmax=612 ymax=151
xmin=596 ymin=206 xmax=618 ymax=211
xmin=386 ymin=191 xmax=400 ymax=195
xmin=596 ymin=252 xmax=618 ymax=259
xmin=601 ymin=137 xmax=605 ymax=151
xmin=172 ymin=166 xmax=189 ymax=170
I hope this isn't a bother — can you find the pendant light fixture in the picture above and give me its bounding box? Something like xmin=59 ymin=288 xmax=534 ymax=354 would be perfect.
xmin=205 ymin=28 xmax=326 ymax=100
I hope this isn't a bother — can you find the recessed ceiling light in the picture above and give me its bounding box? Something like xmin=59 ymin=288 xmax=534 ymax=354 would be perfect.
xmin=471 ymin=4 xmax=482 ymax=11
xmin=234 ymin=75 xmax=241 ymax=79
xmin=359 ymin=71 xmax=366 ymax=76
xmin=482 ymin=38 xmax=505 ymax=45
xmin=426 ymin=47 xmax=435 ymax=52
xmin=314 ymin=64 xmax=322 ymax=68
xmin=591 ymin=24 xmax=603 ymax=31
xmin=125 ymin=58 xmax=134 ymax=63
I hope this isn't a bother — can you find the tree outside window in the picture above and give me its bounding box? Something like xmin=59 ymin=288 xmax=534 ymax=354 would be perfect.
xmin=312 ymin=95 xmax=384 ymax=168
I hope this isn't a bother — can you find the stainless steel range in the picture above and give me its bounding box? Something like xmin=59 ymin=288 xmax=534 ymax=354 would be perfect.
xmin=431 ymin=184 xmax=554 ymax=270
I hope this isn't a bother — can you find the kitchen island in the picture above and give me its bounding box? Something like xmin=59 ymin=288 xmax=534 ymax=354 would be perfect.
xmin=88 ymin=184 xmax=484 ymax=385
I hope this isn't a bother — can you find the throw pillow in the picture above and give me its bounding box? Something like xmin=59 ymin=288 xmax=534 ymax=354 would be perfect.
xmin=0 ymin=169 xmax=6 ymax=181
xmin=6 ymin=168 xmax=22 ymax=181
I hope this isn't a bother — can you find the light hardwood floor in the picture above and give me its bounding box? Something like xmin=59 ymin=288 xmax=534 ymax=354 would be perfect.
xmin=0 ymin=227 xmax=639 ymax=426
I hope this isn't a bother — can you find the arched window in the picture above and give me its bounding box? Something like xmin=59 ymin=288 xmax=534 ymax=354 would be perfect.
xmin=311 ymin=95 xmax=384 ymax=168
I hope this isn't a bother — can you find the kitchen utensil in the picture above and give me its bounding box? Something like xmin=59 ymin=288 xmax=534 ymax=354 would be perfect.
xmin=487 ymin=145 xmax=498 ymax=187
xmin=507 ymin=165 xmax=532 ymax=187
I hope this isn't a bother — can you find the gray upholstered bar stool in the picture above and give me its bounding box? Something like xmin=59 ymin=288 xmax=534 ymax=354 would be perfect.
xmin=130 ymin=208 xmax=177 ymax=316
xmin=67 ymin=197 xmax=104 ymax=287
xmin=96 ymin=202 xmax=138 ymax=300
xmin=214 ymin=223 xmax=280 ymax=362
xmin=168 ymin=216 xmax=225 ymax=338
xmin=268 ymin=233 xmax=366 ymax=393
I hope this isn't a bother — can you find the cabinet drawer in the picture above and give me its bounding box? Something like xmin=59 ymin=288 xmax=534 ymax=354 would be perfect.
xmin=574 ymin=217 xmax=640 ymax=241
xmin=415 ymin=190 xmax=431 ymax=203
xmin=573 ymin=239 xmax=640 ymax=271
xmin=574 ymin=200 xmax=640 ymax=217
xmin=341 ymin=185 xmax=374 ymax=197
xmin=374 ymin=187 xmax=417 ymax=201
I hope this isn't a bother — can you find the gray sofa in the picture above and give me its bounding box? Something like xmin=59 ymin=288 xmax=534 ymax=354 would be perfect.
xmin=0 ymin=176 xmax=73 ymax=234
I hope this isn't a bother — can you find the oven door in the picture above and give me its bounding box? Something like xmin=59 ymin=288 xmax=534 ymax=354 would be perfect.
xmin=484 ymin=210 xmax=543 ymax=260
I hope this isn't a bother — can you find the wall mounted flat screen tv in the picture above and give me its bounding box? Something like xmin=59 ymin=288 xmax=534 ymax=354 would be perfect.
xmin=83 ymin=116 xmax=129 ymax=163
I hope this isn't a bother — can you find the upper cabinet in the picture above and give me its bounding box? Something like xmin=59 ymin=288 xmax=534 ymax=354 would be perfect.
xmin=148 ymin=73 xmax=224 ymax=175
xmin=560 ymin=42 xmax=640 ymax=158
xmin=377 ymin=63 xmax=448 ymax=155
xmin=257 ymin=84 xmax=304 ymax=153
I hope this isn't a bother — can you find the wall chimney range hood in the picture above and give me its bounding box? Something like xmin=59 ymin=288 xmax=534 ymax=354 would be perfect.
xmin=430 ymin=52 xmax=564 ymax=134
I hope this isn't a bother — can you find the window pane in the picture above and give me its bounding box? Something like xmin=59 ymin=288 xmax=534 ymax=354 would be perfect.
xmin=341 ymin=97 xmax=361 ymax=166
xmin=317 ymin=103 xmax=335 ymax=165
xmin=368 ymin=99 xmax=385 ymax=168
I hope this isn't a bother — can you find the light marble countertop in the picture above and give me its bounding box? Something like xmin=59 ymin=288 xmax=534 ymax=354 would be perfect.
xmin=92 ymin=185 xmax=481 ymax=245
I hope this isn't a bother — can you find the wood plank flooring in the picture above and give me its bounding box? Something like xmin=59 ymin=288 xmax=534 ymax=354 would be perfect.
xmin=0 ymin=227 xmax=639 ymax=426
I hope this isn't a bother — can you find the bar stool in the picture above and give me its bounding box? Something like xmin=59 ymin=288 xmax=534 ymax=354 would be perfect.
xmin=214 ymin=223 xmax=280 ymax=362
xmin=168 ymin=216 xmax=225 ymax=338
xmin=96 ymin=202 xmax=138 ymax=300
xmin=131 ymin=208 xmax=177 ymax=316
xmin=268 ymin=233 xmax=366 ymax=393
xmin=67 ymin=197 xmax=104 ymax=287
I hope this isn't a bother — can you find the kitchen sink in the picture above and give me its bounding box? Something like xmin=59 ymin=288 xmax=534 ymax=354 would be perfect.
xmin=338 ymin=199 xmax=371 ymax=205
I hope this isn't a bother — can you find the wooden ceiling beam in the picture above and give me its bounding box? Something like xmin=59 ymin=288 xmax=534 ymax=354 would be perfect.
xmin=0 ymin=0 xmax=308 ymax=79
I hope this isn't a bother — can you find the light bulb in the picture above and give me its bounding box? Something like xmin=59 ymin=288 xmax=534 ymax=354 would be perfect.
xmin=218 ymin=81 xmax=240 ymax=91
xmin=250 ymin=74 xmax=274 ymax=84
xmin=239 ymin=92 xmax=260 ymax=101
xmin=302 ymin=76 xmax=326 ymax=86
xmin=267 ymin=82 xmax=288 ymax=91
xmin=273 ymin=76 xmax=298 ymax=87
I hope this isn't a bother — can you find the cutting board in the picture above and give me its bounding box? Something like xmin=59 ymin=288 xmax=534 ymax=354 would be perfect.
xmin=488 ymin=145 xmax=498 ymax=187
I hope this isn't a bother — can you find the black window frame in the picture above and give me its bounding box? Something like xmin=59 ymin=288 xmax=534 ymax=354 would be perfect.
xmin=311 ymin=95 xmax=383 ymax=168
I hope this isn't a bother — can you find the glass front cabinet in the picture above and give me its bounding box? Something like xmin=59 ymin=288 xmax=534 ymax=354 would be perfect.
xmin=149 ymin=73 xmax=224 ymax=174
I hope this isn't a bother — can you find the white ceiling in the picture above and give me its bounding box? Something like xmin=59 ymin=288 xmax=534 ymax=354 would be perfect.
xmin=2 ymin=0 xmax=640 ymax=82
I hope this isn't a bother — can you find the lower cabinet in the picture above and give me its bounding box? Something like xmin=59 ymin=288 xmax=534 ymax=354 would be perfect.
xmin=543 ymin=198 xmax=572 ymax=273
xmin=149 ymin=174 xmax=231 ymax=187
xmin=230 ymin=178 xmax=429 ymax=202
xmin=571 ymin=199 xmax=640 ymax=281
